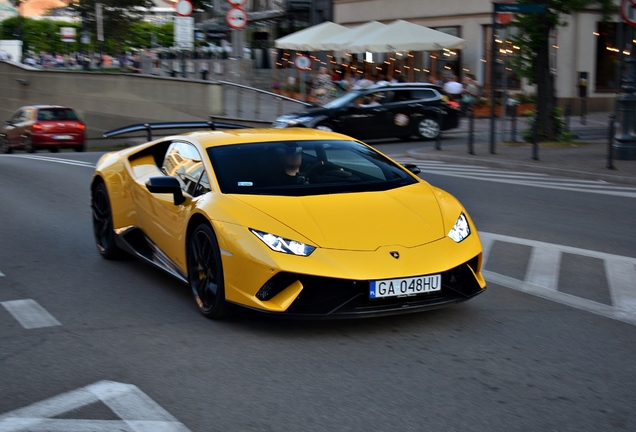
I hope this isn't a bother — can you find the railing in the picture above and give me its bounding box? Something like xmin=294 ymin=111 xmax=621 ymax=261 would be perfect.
xmin=217 ymin=80 xmax=313 ymax=123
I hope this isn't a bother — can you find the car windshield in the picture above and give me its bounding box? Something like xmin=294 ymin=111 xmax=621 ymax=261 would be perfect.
xmin=322 ymin=91 xmax=364 ymax=109
xmin=37 ymin=109 xmax=78 ymax=121
xmin=207 ymin=140 xmax=418 ymax=196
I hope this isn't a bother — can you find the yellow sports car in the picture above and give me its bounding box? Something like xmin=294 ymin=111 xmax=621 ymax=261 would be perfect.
xmin=91 ymin=123 xmax=486 ymax=319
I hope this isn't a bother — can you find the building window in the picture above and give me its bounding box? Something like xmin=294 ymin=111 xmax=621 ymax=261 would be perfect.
xmin=482 ymin=25 xmax=522 ymax=92
xmin=595 ymin=22 xmax=620 ymax=92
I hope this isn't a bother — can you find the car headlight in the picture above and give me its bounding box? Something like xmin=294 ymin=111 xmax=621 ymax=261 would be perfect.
xmin=447 ymin=213 xmax=471 ymax=243
xmin=250 ymin=229 xmax=316 ymax=256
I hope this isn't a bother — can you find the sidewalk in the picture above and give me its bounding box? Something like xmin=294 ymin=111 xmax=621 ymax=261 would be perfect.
xmin=407 ymin=111 xmax=636 ymax=186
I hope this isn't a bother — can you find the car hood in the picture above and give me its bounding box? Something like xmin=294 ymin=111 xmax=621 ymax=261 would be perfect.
xmin=232 ymin=183 xmax=446 ymax=251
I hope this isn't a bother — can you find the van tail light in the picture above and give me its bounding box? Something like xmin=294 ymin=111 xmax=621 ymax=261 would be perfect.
xmin=76 ymin=123 xmax=85 ymax=131
xmin=32 ymin=123 xmax=43 ymax=131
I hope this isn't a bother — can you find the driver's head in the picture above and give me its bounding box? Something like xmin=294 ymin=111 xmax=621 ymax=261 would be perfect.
xmin=281 ymin=146 xmax=302 ymax=173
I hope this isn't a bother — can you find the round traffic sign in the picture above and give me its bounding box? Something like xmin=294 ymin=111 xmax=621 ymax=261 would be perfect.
xmin=175 ymin=0 xmax=193 ymax=17
xmin=294 ymin=55 xmax=311 ymax=70
xmin=496 ymin=2 xmax=515 ymax=25
xmin=226 ymin=6 xmax=248 ymax=30
xmin=622 ymin=0 xmax=636 ymax=27
xmin=227 ymin=0 xmax=248 ymax=6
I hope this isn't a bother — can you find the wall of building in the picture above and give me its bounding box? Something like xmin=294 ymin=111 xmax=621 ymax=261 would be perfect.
xmin=333 ymin=0 xmax=620 ymax=112
xmin=0 ymin=61 xmax=224 ymax=139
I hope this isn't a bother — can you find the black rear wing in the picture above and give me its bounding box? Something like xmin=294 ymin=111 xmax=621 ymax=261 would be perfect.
xmin=103 ymin=120 xmax=252 ymax=141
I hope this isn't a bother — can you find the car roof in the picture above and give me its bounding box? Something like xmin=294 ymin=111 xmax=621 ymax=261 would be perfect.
xmin=182 ymin=127 xmax=352 ymax=149
xmin=362 ymin=82 xmax=442 ymax=91
xmin=20 ymin=105 xmax=75 ymax=110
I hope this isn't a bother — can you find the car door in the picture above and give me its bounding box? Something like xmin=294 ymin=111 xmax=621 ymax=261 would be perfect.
xmin=380 ymin=90 xmax=417 ymax=138
xmin=335 ymin=91 xmax=391 ymax=139
xmin=134 ymin=140 xmax=211 ymax=270
xmin=4 ymin=109 xmax=26 ymax=145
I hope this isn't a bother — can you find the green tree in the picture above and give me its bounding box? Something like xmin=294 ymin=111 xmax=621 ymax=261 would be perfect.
xmin=1 ymin=16 xmax=80 ymax=54
xmin=509 ymin=0 xmax=615 ymax=141
xmin=69 ymin=0 xmax=154 ymax=52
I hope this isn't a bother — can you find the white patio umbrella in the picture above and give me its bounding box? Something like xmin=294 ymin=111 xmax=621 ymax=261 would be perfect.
xmin=316 ymin=21 xmax=386 ymax=51
xmin=275 ymin=21 xmax=350 ymax=51
xmin=345 ymin=20 xmax=466 ymax=53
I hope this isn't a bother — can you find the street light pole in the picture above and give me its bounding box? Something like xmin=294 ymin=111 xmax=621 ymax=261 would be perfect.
xmin=614 ymin=35 xmax=636 ymax=160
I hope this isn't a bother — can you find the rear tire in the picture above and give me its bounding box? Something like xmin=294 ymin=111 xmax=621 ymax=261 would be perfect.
xmin=188 ymin=223 xmax=233 ymax=319
xmin=416 ymin=118 xmax=441 ymax=140
xmin=91 ymin=182 xmax=124 ymax=260
xmin=24 ymin=136 xmax=35 ymax=153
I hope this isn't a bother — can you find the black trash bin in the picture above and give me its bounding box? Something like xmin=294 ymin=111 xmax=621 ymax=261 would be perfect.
xmin=200 ymin=70 xmax=208 ymax=80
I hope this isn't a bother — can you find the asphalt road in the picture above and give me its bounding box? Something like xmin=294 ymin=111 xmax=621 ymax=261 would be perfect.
xmin=1 ymin=150 xmax=635 ymax=431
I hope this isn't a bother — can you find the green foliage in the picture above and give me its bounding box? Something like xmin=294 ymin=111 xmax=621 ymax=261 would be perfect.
xmin=523 ymin=106 xmax=573 ymax=142
xmin=0 ymin=16 xmax=81 ymax=53
xmin=69 ymin=0 xmax=154 ymax=51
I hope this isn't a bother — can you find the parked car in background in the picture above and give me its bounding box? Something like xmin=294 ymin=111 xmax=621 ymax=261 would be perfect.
xmin=1 ymin=105 xmax=86 ymax=153
xmin=273 ymin=82 xmax=461 ymax=140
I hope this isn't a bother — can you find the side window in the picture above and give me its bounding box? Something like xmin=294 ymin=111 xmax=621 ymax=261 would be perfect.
xmin=11 ymin=110 xmax=23 ymax=123
xmin=390 ymin=90 xmax=412 ymax=103
xmin=411 ymin=89 xmax=438 ymax=101
xmin=161 ymin=141 xmax=209 ymax=197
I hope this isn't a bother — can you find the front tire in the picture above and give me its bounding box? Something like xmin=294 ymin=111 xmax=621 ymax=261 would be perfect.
xmin=417 ymin=118 xmax=441 ymax=140
xmin=188 ymin=224 xmax=233 ymax=319
xmin=92 ymin=182 xmax=124 ymax=259
xmin=1 ymin=136 xmax=11 ymax=154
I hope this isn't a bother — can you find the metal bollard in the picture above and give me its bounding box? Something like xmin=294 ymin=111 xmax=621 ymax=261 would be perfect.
xmin=532 ymin=118 xmax=539 ymax=160
xmin=254 ymin=90 xmax=261 ymax=120
xmin=564 ymin=104 xmax=571 ymax=133
xmin=607 ymin=113 xmax=616 ymax=170
xmin=236 ymin=86 xmax=242 ymax=118
xmin=435 ymin=108 xmax=443 ymax=150
xmin=467 ymin=107 xmax=475 ymax=154
xmin=510 ymin=105 xmax=517 ymax=142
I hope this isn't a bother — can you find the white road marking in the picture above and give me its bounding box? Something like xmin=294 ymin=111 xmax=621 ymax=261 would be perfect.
xmin=0 ymin=271 xmax=4 ymax=277
xmin=1 ymin=299 xmax=61 ymax=329
xmin=524 ymin=245 xmax=561 ymax=291
xmin=606 ymin=259 xmax=636 ymax=314
xmin=0 ymin=154 xmax=95 ymax=168
xmin=0 ymin=380 xmax=191 ymax=432
xmin=480 ymin=231 xmax=636 ymax=326
xmin=392 ymin=158 xmax=636 ymax=198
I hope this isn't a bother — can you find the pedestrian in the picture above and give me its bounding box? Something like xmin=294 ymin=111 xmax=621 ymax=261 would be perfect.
xmin=460 ymin=74 xmax=481 ymax=114
xmin=443 ymin=74 xmax=463 ymax=101
xmin=312 ymin=66 xmax=333 ymax=105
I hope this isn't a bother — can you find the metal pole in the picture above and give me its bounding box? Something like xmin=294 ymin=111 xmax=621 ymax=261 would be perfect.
xmin=468 ymin=107 xmax=475 ymax=154
xmin=510 ymin=105 xmax=517 ymax=142
xmin=564 ymin=104 xmax=571 ymax=133
xmin=532 ymin=117 xmax=539 ymax=160
xmin=608 ymin=113 xmax=616 ymax=170
xmin=490 ymin=8 xmax=497 ymax=154
xmin=436 ymin=108 xmax=443 ymax=150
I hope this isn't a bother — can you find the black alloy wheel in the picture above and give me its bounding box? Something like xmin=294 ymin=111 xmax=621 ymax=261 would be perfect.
xmin=1 ymin=136 xmax=11 ymax=154
xmin=24 ymin=136 xmax=35 ymax=153
xmin=188 ymin=224 xmax=232 ymax=319
xmin=92 ymin=182 xmax=123 ymax=259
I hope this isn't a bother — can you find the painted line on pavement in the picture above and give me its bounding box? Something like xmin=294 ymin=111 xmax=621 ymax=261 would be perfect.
xmin=0 ymin=154 xmax=95 ymax=168
xmin=1 ymin=299 xmax=61 ymax=329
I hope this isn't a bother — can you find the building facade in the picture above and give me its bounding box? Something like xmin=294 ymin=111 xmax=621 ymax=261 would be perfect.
xmin=333 ymin=0 xmax=625 ymax=112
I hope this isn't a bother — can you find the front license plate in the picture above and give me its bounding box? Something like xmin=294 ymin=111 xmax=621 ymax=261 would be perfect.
xmin=53 ymin=135 xmax=73 ymax=140
xmin=370 ymin=274 xmax=441 ymax=299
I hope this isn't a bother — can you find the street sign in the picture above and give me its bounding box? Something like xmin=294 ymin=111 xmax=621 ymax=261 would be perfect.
xmin=175 ymin=0 xmax=193 ymax=17
xmin=226 ymin=6 xmax=248 ymax=30
xmin=494 ymin=3 xmax=546 ymax=13
xmin=621 ymin=0 xmax=636 ymax=27
xmin=294 ymin=55 xmax=311 ymax=70
xmin=174 ymin=16 xmax=194 ymax=50
xmin=60 ymin=27 xmax=76 ymax=43
xmin=496 ymin=1 xmax=515 ymax=25
xmin=227 ymin=0 xmax=248 ymax=6
xmin=96 ymin=2 xmax=104 ymax=42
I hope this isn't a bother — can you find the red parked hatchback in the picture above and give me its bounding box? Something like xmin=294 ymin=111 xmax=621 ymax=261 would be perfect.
xmin=1 ymin=105 xmax=86 ymax=153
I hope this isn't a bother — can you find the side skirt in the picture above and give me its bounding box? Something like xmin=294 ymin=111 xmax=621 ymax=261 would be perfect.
xmin=114 ymin=226 xmax=188 ymax=284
